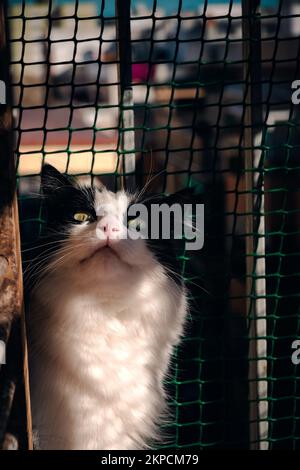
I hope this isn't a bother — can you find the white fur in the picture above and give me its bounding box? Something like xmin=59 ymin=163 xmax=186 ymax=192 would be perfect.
xmin=28 ymin=188 xmax=187 ymax=450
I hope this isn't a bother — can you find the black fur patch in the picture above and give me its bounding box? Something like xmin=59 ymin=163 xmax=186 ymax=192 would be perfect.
xmin=23 ymin=165 xmax=97 ymax=290
xmin=24 ymin=165 xmax=196 ymax=290
xmin=41 ymin=164 xmax=96 ymax=229
xmin=129 ymin=188 xmax=198 ymax=287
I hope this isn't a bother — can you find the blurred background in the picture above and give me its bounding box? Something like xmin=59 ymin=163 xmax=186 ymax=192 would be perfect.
xmin=5 ymin=0 xmax=300 ymax=450
xmin=10 ymin=0 xmax=300 ymax=188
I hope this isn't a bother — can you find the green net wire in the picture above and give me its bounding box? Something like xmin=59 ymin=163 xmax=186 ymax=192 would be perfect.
xmin=8 ymin=0 xmax=300 ymax=449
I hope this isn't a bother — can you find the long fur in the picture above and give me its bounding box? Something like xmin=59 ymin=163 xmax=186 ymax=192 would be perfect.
xmin=27 ymin=165 xmax=188 ymax=450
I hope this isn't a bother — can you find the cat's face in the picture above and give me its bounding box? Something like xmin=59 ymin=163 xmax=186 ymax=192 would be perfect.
xmin=41 ymin=165 xmax=156 ymax=281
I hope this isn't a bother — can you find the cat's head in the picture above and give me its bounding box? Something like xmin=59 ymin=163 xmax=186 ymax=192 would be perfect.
xmin=39 ymin=164 xmax=189 ymax=284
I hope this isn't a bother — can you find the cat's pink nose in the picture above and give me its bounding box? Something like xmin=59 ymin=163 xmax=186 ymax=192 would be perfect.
xmin=100 ymin=222 xmax=120 ymax=238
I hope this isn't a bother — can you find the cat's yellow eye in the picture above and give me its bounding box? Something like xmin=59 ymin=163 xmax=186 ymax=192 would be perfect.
xmin=127 ymin=217 xmax=145 ymax=230
xmin=127 ymin=217 xmax=139 ymax=228
xmin=73 ymin=212 xmax=91 ymax=223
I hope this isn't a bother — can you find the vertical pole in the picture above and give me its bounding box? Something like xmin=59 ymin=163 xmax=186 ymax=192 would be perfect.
xmin=115 ymin=0 xmax=136 ymax=191
xmin=0 ymin=1 xmax=32 ymax=449
xmin=241 ymin=0 xmax=262 ymax=450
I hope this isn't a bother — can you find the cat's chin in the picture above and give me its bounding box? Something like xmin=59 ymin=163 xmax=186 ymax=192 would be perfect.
xmin=78 ymin=243 xmax=135 ymax=277
xmin=81 ymin=245 xmax=116 ymax=263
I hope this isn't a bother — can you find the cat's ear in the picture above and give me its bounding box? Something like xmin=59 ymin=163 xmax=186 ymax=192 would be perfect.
xmin=156 ymin=187 xmax=200 ymax=205
xmin=167 ymin=187 xmax=196 ymax=204
xmin=141 ymin=186 xmax=201 ymax=209
xmin=41 ymin=164 xmax=74 ymax=196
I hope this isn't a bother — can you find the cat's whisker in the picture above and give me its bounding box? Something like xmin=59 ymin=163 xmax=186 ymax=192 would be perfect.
xmin=24 ymin=242 xmax=89 ymax=281
xmin=135 ymin=168 xmax=167 ymax=204
xmin=138 ymin=193 xmax=166 ymax=205
xmin=138 ymin=149 xmax=154 ymax=197
xmin=28 ymin=164 xmax=189 ymax=450
xmin=22 ymin=238 xmax=72 ymax=253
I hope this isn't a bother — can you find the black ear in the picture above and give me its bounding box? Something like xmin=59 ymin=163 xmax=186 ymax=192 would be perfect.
xmin=168 ymin=187 xmax=196 ymax=204
xmin=142 ymin=186 xmax=201 ymax=209
xmin=161 ymin=186 xmax=200 ymax=206
xmin=41 ymin=164 xmax=74 ymax=196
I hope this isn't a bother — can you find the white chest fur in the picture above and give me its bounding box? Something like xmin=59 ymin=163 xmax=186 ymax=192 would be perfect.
xmin=28 ymin=268 xmax=187 ymax=450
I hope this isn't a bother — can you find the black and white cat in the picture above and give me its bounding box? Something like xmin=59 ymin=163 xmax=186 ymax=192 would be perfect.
xmin=26 ymin=164 xmax=188 ymax=450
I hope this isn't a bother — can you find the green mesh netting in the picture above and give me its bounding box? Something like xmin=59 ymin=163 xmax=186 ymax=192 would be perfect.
xmin=8 ymin=0 xmax=300 ymax=449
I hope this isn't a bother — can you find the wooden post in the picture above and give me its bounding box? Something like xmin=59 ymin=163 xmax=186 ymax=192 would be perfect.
xmin=0 ymin=0 xmax=32 ymax=450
